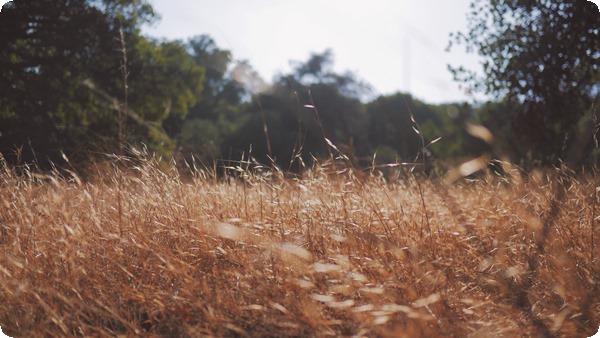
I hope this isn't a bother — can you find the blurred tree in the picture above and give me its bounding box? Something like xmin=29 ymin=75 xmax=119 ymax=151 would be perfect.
xmin=0 ymin=0 xmax=119 ymax=166
xmin=475 ymin=100 xmax=522 ymax=162
xmin=124 ymin=38 xmax=204 ymax=154
xmin=366 ymin=93 xmax=441 ymax=163
xmin=245 ymin=50 xmax=372 ymax=169
xmin=171 ymin=35 xmax=249 ymax=166
xmin=188 ymin=35 xmax=235 ymax=99
xmin=449 ymin=0 xmax=600 ymax=166
xmin=431 ymin=103 xmax=491 ymax=162
xmin=0 ymin=0 xmax=205 ymax=168
xmin=290 ymin=49 xmax=372 ymax=100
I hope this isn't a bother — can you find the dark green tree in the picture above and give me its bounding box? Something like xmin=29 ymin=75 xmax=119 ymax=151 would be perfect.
xmin=171 ymin=35 xmax=249 ymax=166
xmin=430 ymin=103 xmax=491 ymax=163
xmin=269 ymin=50 xmax=371 ymax=168
xmin=449 ymin=0 xmax=600 ymax=166
xmin=220 ymin=50 xmax=373 ymax=171
xmin=366 ymin=93 xmax=442 ymax=163
xmin=0 ymin=0 xmax=205 ymax=168
xmin=0 ymin=0 xmax=122 ymax=166
xmin=124 ymin=38 xmax=204 ymax=154
xmin=188 ymin=35 xmax=235 ymax=100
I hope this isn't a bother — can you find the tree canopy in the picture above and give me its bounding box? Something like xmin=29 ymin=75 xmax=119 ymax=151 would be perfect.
xmin=449 ymin=0 xmax=600 ymax=166
xmin=0 ymin=0 xmax=204 ymax=167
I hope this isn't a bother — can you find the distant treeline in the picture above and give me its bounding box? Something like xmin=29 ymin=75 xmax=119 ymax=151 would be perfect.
xmin=1 ymin=0 xmax=598 ymax=174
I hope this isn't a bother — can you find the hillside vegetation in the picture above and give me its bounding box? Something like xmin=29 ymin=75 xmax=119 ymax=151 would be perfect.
xmin=0 ymin=155 xmax=598 ymax=337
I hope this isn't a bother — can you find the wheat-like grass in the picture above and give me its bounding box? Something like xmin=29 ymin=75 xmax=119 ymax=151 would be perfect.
xmin=0 ymin=157 xmax=598 ymax=337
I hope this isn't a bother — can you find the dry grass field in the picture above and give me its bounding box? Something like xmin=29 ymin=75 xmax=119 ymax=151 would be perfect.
xmin=0 ymin=155 xmax=598 ymax=337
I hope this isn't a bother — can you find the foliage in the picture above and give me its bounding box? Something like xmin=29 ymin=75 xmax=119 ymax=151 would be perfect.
xmin=449 ymin=0 xmax=600 ymax=165
xmin=0 ymin=0 xmax=116 ymax=165
xmin=221 ymin=50 xmax=373 ymax=170
xmin=0 ymin=0 xmax=204 ymax=168
xmin=366 ymin=93 xmax=439 ymax=162
xmin=2 ymin=0 xmax=587 ymax=174
xmin=174 ymin=35 xmax=249 ymax=166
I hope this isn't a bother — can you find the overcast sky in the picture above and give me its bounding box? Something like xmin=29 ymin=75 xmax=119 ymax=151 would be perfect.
xmin=143 ymin=0 xmax=487 ymax=104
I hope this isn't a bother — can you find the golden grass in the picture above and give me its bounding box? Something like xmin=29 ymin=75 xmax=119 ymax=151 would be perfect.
xmin=0 ymin=157 xmax=598 ymax=337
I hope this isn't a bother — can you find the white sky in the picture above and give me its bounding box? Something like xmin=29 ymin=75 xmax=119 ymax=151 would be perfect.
xmin=142 ymin=0 xmax=487 ymax=104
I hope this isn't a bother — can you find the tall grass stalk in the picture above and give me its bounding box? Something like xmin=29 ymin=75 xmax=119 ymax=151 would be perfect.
xmin=117 ymin=22 xmax=128 ymax=157
xmin=0 ymin=154 xmax=598 ymax=337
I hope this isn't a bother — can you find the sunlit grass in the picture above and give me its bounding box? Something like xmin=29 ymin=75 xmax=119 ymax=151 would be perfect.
xmin=0 ymin=155 xmax=598 ymax=337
